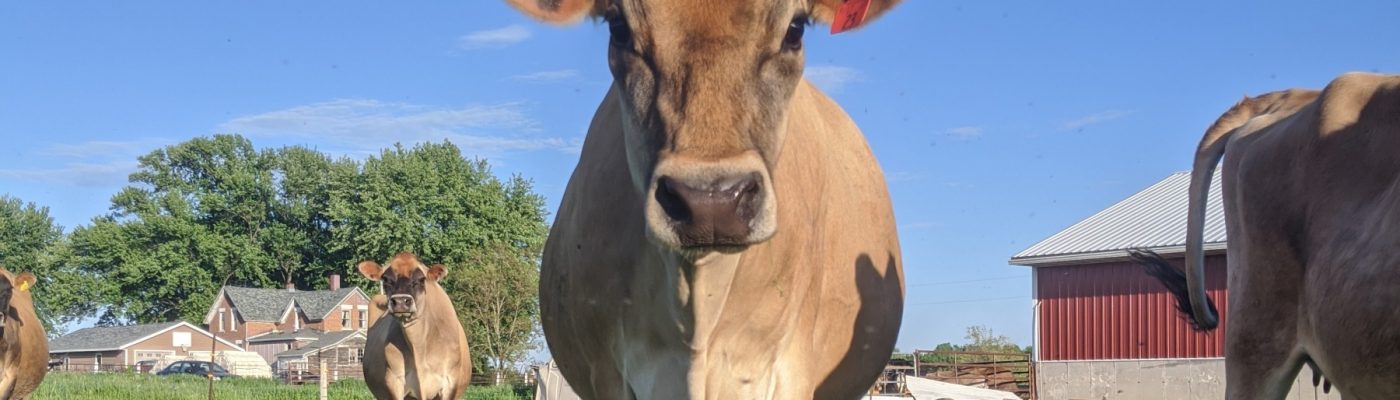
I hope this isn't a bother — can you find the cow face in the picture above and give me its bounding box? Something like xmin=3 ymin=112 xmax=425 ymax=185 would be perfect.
xmin=0 ymin=269 xmax=36 ymax=334
xmin=357 ymin=253 xmax=446 ymax=325
xmin=505 ymin=0 xmax=901 ymax=252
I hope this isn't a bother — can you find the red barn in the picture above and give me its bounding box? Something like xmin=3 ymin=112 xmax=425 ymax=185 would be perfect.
xmin=1010 ymin=171 xmax=1336 ymax=400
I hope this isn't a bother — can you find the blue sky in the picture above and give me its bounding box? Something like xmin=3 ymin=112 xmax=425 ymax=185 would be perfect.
xmin=3 ymin=0 xmax=1398 ymax=360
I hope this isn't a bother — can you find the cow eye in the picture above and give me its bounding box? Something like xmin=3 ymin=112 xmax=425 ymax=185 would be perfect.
xmin=607 ymin=9 xmax=632 ymax=49
xmin=783 ymin=15 xmax=807 ymax=52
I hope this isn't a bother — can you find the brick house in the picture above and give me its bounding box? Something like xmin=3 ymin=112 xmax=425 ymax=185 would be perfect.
xmin=202 ymin=274 xmax=371 ymax=365
xmin=48 ymin=321 xmax=242 ymax=373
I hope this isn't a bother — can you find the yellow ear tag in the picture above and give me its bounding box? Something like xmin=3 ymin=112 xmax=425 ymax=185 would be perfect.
xmin=17 ymin=281 xmax=30 ymax=292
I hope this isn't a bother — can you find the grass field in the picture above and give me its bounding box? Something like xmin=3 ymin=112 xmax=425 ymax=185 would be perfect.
xmin=31 ymin=373 xmax=533 ymax=400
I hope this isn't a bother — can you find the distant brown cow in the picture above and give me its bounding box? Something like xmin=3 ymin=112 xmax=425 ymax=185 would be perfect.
xmin=0 ymin=266 xmax=47 ymax=400
xmin=1134 ymin=72 xmax=1400 ymax=398
xmin=358 ymin=253 xmax=471 ymax=400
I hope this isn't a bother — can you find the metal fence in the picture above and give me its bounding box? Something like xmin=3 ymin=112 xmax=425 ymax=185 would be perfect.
xmin=912 ymin=350 xmax=1033 ymax=399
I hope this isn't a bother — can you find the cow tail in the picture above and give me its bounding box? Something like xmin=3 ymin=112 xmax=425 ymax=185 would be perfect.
xmin=1131 ymin=96 xmax=1263 ymax=331
xmin=1129 ymin=249 xmax=1218 ymax=331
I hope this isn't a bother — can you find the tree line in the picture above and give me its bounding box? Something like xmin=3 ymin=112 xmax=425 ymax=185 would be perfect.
xmin=0 ymin=134 xmax=548 ymax=372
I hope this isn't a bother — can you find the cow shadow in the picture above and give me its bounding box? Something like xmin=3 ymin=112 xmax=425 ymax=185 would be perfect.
xmin=814 ymin=252 xmax=903 ymax=399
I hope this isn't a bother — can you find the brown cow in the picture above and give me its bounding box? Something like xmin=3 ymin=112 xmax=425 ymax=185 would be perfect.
xmin=0 ymin=266 xmax=47 ymax=400
xmin=503 ymin=0 xmax=906 ymax=398
xmin=358 ymin=253 xmax=471 ymax=400
xmin=1133 ymin=72 xmax=1400 ymax=399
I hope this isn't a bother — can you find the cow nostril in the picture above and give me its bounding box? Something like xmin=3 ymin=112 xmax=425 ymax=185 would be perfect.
xmin=656 ymin=177 xmax=693 ymax=223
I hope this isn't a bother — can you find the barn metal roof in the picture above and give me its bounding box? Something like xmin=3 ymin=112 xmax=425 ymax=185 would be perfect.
xmin=1010 ymin=169 xmax=1226 ymax=267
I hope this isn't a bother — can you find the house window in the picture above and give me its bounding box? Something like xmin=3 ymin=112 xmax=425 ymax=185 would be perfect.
xmin=341 ymin=310 xmax=350 ymax=330
xmin=294 ymin=315 xmax=301 ymax=331
xmin=95 ymin=353 xmax=103 ymax=371
xmin=231 ymin=312 xmax=238 ymax=331
xmin=218 ymin=309 xmax=225 ymax=332
xmin=358 ymin=310 xmax=367 ymax=328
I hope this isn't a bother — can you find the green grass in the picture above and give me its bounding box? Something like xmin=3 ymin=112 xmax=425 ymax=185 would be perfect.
xmin=32 ymin=373 xmax=532 ymax=400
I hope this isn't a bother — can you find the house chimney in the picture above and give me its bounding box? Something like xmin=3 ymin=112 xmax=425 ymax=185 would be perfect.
xmin=328 ymin=274 xmax=341 ymax=291
xmin=285 ymin=282 xmax=296 ymax=292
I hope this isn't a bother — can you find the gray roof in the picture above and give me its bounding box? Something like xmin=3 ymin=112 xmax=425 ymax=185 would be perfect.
xmin=1010 ymin=170 xmax=1226 ymax=266
xmin=294 ymin=288 xmax=360 ymax=320
xmin=274 ymin=330 xmax=364 ymax=358
xmin=247 ymin=330 xmax=323 ymax=344
xmin=223 ymin=286 xmax=361 ymax=323
xmin=50 ymin=322 xmax=183 ymax=352
xmin=224 ymin=287 xmax=296 ymax=322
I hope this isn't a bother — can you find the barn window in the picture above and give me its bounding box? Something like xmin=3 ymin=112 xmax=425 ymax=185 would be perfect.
xmin=341 ymin=310 xmax=350 ymax=330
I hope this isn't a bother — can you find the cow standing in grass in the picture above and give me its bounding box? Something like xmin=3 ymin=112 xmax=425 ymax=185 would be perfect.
xmin=358 ymin=253 xmax=471 ymax=400
xmin=0 ymin=267 xmax=47 ymax=400
xmin=502 ymin=0 xmax=907 ymax=398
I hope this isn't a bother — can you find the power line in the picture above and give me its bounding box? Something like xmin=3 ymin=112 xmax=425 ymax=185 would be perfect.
xmin=906 ymin=296 xmax=1028 ymax=306
xmin=905 ymin=275 xmax=1026 ymax=287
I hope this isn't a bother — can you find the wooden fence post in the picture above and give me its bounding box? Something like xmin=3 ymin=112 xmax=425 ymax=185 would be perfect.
xmin=319 ymin=356 xmax=329 ymax=400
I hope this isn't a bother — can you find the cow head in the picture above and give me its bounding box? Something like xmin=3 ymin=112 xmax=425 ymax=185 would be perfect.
xmin=505 ymin=0 xmax=900 ymax=252
xmin=0 ymin=268 xmax=36 ymax=335
xmin=356 ymin=253 xmax=446 ymax=325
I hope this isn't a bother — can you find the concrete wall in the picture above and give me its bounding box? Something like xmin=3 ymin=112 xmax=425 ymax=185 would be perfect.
xmin=1035 ymin=360 xmax=1340 ymax=400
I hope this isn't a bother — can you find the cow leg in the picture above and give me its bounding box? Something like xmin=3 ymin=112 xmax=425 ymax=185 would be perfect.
xmin=1222 ymin=230 xmax=1306 ymax=399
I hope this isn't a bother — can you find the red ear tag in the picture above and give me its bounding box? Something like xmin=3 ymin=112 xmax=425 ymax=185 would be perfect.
xmin=830 ymin=0 xmax=872 ymax=34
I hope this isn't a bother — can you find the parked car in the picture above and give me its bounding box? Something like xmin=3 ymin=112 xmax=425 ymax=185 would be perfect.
xmin=135 ymin=360 xmax=159 ymax=374
xmin=156 ymin=361 xmax=233 ymax=380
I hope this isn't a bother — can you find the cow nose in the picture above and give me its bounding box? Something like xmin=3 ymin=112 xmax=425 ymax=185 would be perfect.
xmin=388 ymin=295 xmax=414 ymax=313
xmin=655 ymin=174 xmax=762 ymax=246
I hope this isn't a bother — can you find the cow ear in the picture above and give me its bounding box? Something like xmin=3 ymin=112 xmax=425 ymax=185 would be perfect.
xmin=14 ymin=272 xmax=36 ymax=292
xmin=504 ymin=0 xmax=601 ymax=24
xmin=427 ymin=264 xmax=448 ymax=282
xmin=357 ymin=261 xmax=383 ymax=281
xmin=811 ymin=0 xmax=901 ymax=31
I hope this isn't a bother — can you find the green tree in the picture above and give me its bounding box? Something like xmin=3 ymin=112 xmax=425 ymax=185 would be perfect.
xmin=0 ymin=195 xmax=96 ymax=335
xmin=329 ymin=141 xmax=549 ymax=374
xmin=963 ymin=324 xmax=1019 ymax=353
xmin=0 ymin=195 xmax=62 ymax=271
xmin=68 ymin=134 xmax=345 ymax=324
xmin=455 ymin=242 xmax=542 ymax=378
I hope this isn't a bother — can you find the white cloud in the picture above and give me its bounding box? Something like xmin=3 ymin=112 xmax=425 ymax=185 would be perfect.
xmin=458 ymin=25 xmax=532 ymax=49
xmin=942 ymin=126 xmax=984 ymax=139
xmin=884 ymin=171 xmax=925 ymax=183
xmin=1060 ymin=110 xmax=1134 ymax=131
xmin=0 ymin=160 xmax=138 ymax=187
xmin=38 ymin=138 xmax=170 ymax=158
xmin=509 ymin=69 xmax=581 ymax=82
xmin=804 ymin=65 xmax=862 ymax=94
xmin=219 ymin=99 xmax=579 ymax=156
xmin=0 ymin=138 xmax=172 ymax=187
